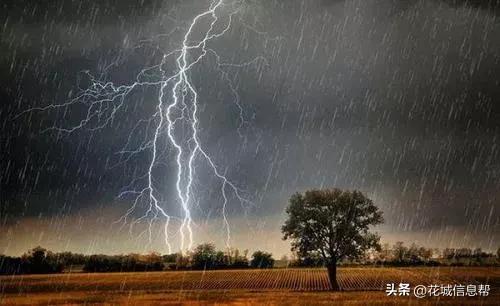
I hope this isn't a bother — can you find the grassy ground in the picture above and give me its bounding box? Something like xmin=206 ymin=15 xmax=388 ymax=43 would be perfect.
xmin=0 ymin=267 xmax=498 ymax=305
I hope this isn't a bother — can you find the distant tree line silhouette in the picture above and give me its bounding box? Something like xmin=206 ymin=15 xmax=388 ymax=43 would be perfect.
xmin=0 ymin=244 xmax=275 ymax=275
xmin=289 ymin=242 xmax=499 ymax=267
xmin=1 ymin=243 xmax=498 ymax=275
xmin=83 ymin=252 xmax=164 ymax=272
xmin=168 ymin=243 xmax=274 ymax=270
xmin=0 ymin=247 xmax=64 ymax=275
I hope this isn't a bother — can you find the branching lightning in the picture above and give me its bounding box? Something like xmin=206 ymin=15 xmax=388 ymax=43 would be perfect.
xmin=17 ymin=0 xmax=274 ymax=253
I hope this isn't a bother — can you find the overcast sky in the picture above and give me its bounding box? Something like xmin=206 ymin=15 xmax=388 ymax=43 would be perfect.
xmin=1 ymin=0 xmax=499 ymax=256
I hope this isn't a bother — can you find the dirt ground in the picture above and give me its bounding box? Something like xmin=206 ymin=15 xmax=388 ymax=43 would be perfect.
xmin=1 ymin=267 xmax=498 ymax=305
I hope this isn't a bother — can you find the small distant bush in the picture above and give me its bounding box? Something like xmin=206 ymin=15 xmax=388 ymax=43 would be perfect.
xmin=250 ymin=251 xmax=275 ymax=269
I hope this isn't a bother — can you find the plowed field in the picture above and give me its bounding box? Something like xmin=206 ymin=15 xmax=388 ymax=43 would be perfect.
xmin=1 ymin=267 xmax=498 ymax=305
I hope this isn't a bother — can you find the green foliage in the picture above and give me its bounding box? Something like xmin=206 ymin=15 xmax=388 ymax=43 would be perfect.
xmin=162 ymin=253 xmax=178 ymax=263
xmin=189 ymin=244 xmax=249 ymax=269
xmin=191 ymin=243 xmax=218 ymax=269
xmin=250 ymin=251 xmax=275 ymax=268
xmin=82 ymin=252 xmax=164 ymax=272
xmin=282 ymin=189 xmax=384 ymax=265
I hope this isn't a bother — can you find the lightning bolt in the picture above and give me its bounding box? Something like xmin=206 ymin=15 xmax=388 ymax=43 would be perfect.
xmin=16 ymin=0 xmax=273 ymax=253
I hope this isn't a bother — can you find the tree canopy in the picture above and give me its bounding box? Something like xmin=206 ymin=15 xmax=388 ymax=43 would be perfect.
xmin=282 ymin=188 xmax=383 ymax=290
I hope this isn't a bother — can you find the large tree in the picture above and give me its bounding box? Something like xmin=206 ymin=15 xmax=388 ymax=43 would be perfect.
xmin=282 ymin=188 xmax=383 ymax=290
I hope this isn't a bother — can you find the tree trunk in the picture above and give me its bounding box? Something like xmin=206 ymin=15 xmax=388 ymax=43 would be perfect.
xmin=327 ymin=262 xmax=340 ymax=291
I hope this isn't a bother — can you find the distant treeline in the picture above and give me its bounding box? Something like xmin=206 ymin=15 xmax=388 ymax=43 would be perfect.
xmin=0 ymin=247 xmax=164 ymax=275
xmin=290 ymin=242 xmax=500 ymax=267
xmin=0 ymin=247 xmax=65 ymax=275
xmin=1 ymin=242 xmax=498 ymax=275
xmin=373 ymin=242 xmax=498 ymax=267
xmin=0 ymin=244 xmax=274 ymax=275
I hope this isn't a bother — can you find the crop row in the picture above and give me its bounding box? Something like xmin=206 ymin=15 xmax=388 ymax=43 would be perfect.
xmin=1 ymin=267 xmax=495 ymax=293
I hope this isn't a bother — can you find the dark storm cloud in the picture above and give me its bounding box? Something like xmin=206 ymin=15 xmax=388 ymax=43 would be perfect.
xmin=444 ymin=0 xmax=500 ymax=13
xmin=250 ymin=0 xmax=500 ymax=234
xmin=1 ymin=0 xmax=499 ymax=250
xmin=0 ymin=0 xmax=169 ymax=221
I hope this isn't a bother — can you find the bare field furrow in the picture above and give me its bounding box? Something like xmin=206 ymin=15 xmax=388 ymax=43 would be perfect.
xmin=1 ymin=267 xmax=497 ymax=293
